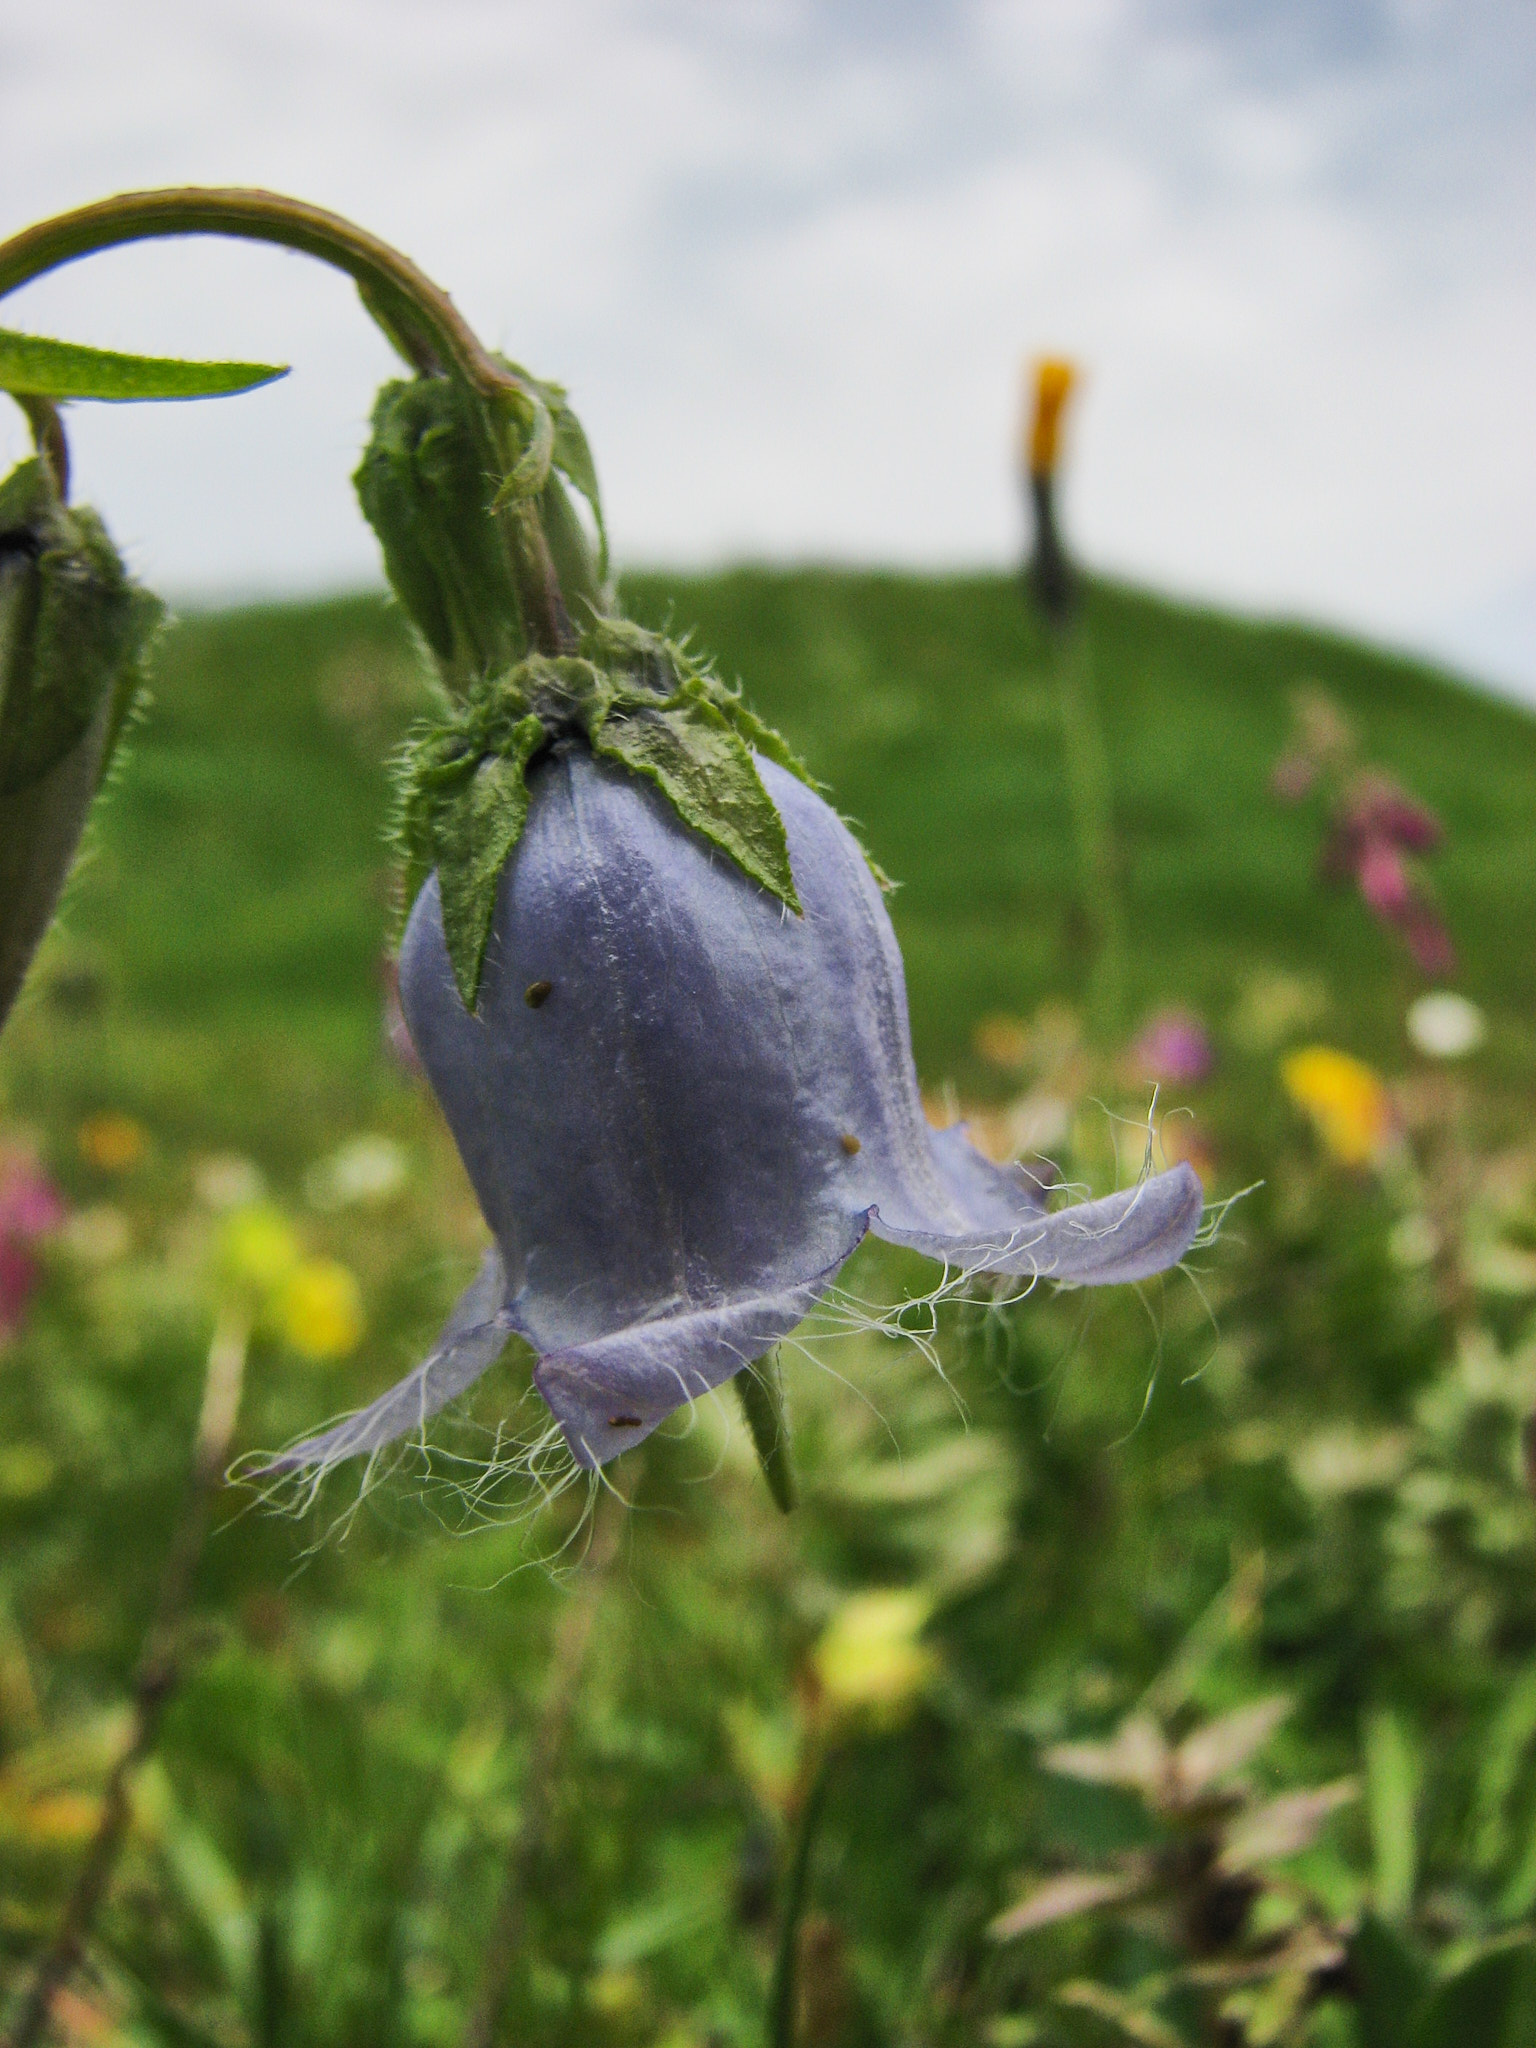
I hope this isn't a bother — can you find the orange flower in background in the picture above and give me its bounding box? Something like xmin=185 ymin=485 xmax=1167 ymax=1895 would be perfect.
xmin=76 ymin=1112 xmax=146 ymax=1173
xmin=1280 ymin=1046 xmax=1394 ymax=1167
xmin=1025 ymin=357 xmax=1077 ymax=479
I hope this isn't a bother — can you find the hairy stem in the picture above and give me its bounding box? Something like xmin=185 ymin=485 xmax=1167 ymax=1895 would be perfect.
xmin=2 ymin=1313 xmax=249 ymax=2048
xmin=462 ymin=1484 xmax=627 ymax=2048
xmin=0 ymin=188 xmax=572 ymax=655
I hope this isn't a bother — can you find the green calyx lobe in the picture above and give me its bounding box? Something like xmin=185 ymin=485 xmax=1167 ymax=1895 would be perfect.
xmin=396 ymin=616 xmax=819 ymax=1011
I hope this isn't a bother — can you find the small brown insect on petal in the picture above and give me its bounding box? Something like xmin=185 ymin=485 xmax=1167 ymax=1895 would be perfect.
xmin=840 ymin=1133 xmax=862 ymax=1155
xmin=524 ymin=979 xmax=553 ymax=1009
xmin=608 ymin=1414 xmax=643 ymax=1429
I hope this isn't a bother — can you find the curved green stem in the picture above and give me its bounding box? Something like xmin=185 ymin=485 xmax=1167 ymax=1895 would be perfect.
xmin=0 ymin=188 xmax=508 ymax=398
xmin=0 ymin=189 xmax=573 ymax=654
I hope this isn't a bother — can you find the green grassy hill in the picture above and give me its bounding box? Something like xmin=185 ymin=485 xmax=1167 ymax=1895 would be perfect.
xmin=7 ymin=569 xmax=1533 ymax=1159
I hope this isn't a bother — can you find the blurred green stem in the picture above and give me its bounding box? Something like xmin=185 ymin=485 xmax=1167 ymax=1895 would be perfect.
xmin=462 ymin=1482 xmax=626 ymax=2048
xmin=2 ymin=1312 xmax=249 ymax=2048
xmin=768 ymin=1747 xmax=833 ymax=2048
xmin=1052 ymin=621 xmax=1124 ymax=1043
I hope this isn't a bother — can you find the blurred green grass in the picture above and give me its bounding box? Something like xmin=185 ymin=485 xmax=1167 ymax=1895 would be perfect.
xmin=4 ymin=571 xmax=1536 ymax=2045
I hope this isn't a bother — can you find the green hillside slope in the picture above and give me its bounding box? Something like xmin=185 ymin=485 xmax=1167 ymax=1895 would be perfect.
xmin=7 ymin=570 xmax=1532 ymax=1157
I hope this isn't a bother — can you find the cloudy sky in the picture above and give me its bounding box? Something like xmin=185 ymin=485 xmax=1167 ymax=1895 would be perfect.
xmin=2 ymin=0 xmax=1532 ymax=695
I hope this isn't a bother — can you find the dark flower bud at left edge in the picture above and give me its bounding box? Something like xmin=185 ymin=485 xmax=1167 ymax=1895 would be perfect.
xmin=0 ymin=456 xmax=162 ymax=1027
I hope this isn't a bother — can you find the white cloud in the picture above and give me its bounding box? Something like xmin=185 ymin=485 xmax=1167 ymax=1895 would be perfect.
xmin=1 ymin=0 xmax=1532 ymax=694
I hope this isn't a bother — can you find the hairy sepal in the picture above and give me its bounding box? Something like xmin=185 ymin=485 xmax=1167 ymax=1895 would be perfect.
xmin=394 ymin=623 xmax=815 ymax=1010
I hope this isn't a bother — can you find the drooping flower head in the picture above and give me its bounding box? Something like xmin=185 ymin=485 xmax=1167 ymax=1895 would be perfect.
xmin=268 ymin=367 xmax=1201 ymax=1485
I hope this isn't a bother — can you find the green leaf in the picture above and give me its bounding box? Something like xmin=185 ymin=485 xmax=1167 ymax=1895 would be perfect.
xmin=1364 ymin=1708 xmax=1420 ymax=1919
xmin=1349 ymin=1912 xmax=1431 ymax=2048
xmin=1413 ymin=1935 xmax=1536 ymax=2048
xmin=733 ymin=1355 xmax=796 ymax=1513
xmin=591 ymin=691 xmax=801 ymax=914
xmin=1472 ymin=1659 xmax=1536 ymax=1874
xmin=433 ymin=715 xmax=546 ymax=1010
xmin=0 ymin=327 xmax=287 ymax=402
xmin=1053 ymin=1980 xmax=1186 ymax=2048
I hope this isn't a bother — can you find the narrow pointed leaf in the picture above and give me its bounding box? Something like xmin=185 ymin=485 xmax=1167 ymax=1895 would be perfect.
xmin=1176 ymin=1696 xmax=1292 ymax=1796
xmin=990 ymin=1862 xmax=1155 ymax=1939
xmin=734 ymin=1354 xmax=796 ymax=1512
xmin=0 ymin=328 xmax=287 ymax=402
xmin=1365 ymin=1708 xmax=1420 ymax=1919
xmin=1219 ymin=1779 xmax=1357 ymax=1872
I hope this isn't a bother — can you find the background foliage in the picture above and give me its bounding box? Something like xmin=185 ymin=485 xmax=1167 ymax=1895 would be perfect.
xmin=2 ymin=570 xmax=1535 ymax=2044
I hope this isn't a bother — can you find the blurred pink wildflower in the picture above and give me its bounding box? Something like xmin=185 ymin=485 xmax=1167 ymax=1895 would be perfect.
xmin=1273 ymin=691 xmax=1454 ymax=975
xmin=1130 ymin=1009 xmax=1213 ymax=1087
xmin=0 ymin=1149 xmax=65 ymax=1336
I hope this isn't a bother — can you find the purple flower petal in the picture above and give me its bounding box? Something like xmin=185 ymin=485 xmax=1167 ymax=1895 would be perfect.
xmin=262 ymin=1249 xmax=513 ymax=1474
xmin=534 ymin=1250 xmax=858 ymax=1469
xmin=869 ymin=1161 xmax=1204 ymax=1286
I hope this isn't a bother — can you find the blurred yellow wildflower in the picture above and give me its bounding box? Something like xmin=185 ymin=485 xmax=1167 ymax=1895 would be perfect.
xmin=278 ymin=1256 xmax=365 ymax=1361
xmin=813 ymin=1589 xmax=936 ymax=1728
xmin=1280 ymin=1046 xmax=1394 ymax=1167
xmin=215 ymin=1204 xmax=301 ymax=1302
xmin=76 ymin=1112 xmax=146 ymax=1172
xmin=1025 ymin=357 xmax=1076 ymax=479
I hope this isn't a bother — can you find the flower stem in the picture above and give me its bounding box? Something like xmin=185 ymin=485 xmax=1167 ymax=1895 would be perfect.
xmin=462 ymin=1483 xmax=626 ymax=2048
xmin=0 ymin=188 xmax=572 ymax=656
xmin=767 ymin=1747 xmax=833 ymax=2048
xmin=1052 ymin=620 xmax=1125 ymax=1043
xmin=2 ymin=1312 xmax=249 ymax=2048
xmin=11 ymin=393 xmax=68 ymax=499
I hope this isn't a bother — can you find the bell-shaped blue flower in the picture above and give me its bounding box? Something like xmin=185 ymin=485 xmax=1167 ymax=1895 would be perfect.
xmin=270 ymin=747 xmax=1202 ymax=1478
